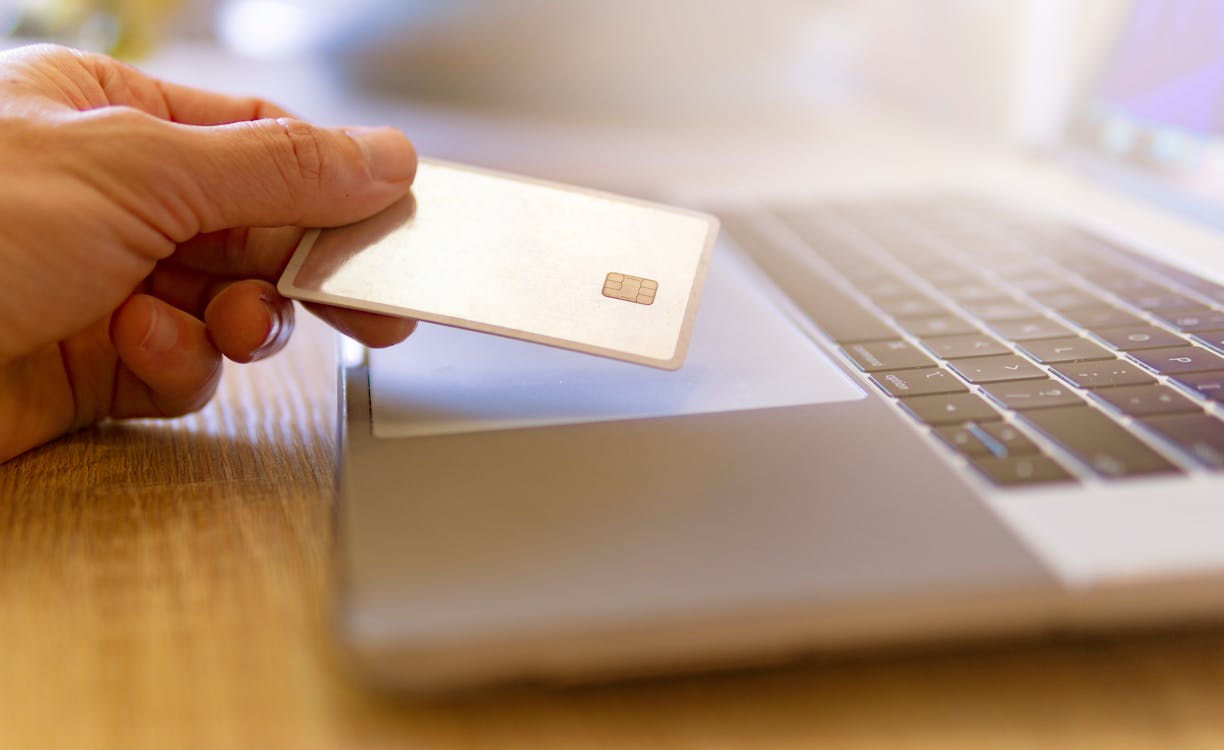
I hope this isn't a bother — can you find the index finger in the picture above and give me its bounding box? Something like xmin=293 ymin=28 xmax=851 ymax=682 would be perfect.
xmin=74 ymin=46 xmax=296 ymax=124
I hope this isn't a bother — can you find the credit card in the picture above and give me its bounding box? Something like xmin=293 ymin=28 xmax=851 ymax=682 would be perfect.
xmin=277 ymin=159 xmax=719 ymax=369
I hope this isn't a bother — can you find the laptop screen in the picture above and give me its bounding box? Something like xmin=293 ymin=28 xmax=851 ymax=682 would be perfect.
xmin=1073 ymin=0 xmax=1224 ymax=206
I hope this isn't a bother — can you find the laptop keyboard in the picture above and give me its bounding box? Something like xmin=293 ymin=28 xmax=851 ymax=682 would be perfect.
xmin=717 ymin=199 xmax=1224 ymax=488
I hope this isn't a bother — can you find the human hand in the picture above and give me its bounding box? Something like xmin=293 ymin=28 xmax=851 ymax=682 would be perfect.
xmin=0 ymin=44 xmax=419 ymax=463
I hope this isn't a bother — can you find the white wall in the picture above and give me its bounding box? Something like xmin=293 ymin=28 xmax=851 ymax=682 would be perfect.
xmin=844 ymin=0 xmax=1129 ymax=144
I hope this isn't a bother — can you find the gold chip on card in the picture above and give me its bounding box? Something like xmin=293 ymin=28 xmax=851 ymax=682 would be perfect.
xmin=603 ymin=273 xmax=659 ymax=305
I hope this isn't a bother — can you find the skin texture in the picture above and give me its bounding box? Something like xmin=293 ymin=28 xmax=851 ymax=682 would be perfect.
xmin=0 ymin=44 xmax=420 ymax=463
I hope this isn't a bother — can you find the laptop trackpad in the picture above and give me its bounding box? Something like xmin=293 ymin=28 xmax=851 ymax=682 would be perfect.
xmin=368 ymin=243 xmax=865 ymax=438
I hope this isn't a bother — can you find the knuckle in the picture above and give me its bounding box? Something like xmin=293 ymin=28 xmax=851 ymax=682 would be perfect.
xmin=19 ymin=42 xmax=76 ymax=61
xmin=40 ymin=107 xmax=171 ymax=193
xmin=60 ymin=106 xmax=164 ymax=151
xmin=91 ymin=104 xmax=158 ymax=129
xmin=56 ymin=105 xmax=183 ymax=190
xmin=269 ymin=117 xmax=327 ymax=191
xmin=11 ymin=42 xmax=82 ymax=68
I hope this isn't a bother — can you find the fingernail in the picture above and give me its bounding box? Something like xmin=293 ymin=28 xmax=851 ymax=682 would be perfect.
xmin=346 ymin=126 xmax=416 ymax=183
xmin=250 ymin=300 xmax=283 ymax=361
xmin=140 ymin=303 xmax=178 ymax=353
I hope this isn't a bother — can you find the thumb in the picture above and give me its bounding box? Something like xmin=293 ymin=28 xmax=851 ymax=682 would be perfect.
xmin=171 ymin=119 xmax=417 ymax=233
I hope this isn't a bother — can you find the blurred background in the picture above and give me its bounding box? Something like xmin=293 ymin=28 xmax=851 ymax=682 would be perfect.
xmin=0 ymin=0 xmax=1127 ymax=140
xmin=2 ymin=1 xmax=1218 ymax=203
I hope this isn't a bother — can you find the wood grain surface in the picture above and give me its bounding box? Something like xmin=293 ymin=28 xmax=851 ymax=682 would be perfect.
xmin=3 ymin=313 xmax=1224 ymax=749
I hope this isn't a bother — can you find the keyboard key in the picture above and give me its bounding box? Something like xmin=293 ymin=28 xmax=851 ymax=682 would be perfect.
xmin=1154 ymin=308 xmax=1224 ymax=333
xmin=1094 ymin=326 xmax=1186 ymax=351
xmin=840 ymin=265 xmax=893 ymax=284
xmin=933 ymin=420 xmax=1033 ymax=458
xmin=989 ymin=317 xmax=1072 ymax=342
xmin=718 ymin=211 xmax=898 ymax=344
xmin=1154 ymin=265 xmax=1219 ymax=293
xmin=1141 ymin=414 xmax=1224 ymax=469
xmin=961 ymin=300 xmax=1039 ymax=322
xmin=1168 ymin=372 xmax=1224 ymax=402
xmin=820 ymin=245 xmax=870 ymax=266
xmin=920 ymin=333 xmax=1010 ymax=359
xmin=1095 ymin=276 xmax=1165 ymax=296
xmin=977 ymin=421 xmax=1040 ymax=456
xmin=1032 ymin=289 xmax=1101 ymax=311
xmin=869 ymin=368 xmax=968 ymax=398
xmin=877 ymin=295 xmax=948 ymax=318
xmin=913 ymin=266 xmax=979 ymax=286
xmin=1050 ymin=361 xmax=1155 ymax=388
xmin=896 ymin=314 xmax=978 ymax=337
xmin=947 ymin=355 xmax=1045 ymax=384
xmin=1182 ymin=279 xmax=1224 ymax=305
xmin=1057 ymin=249 xmax=1121 ymax=270
xmin=1091 ymin=385 xmax=1201 ymax=417
xmin=899 ymin=393 xmax=999 ymax=425
xmin=773 ymin=207 xmax=858 ymax=250
xmin=1020 ymin=406 xmax=1179 ymax=478
xmin=859 ymin=277 xmax=915 ymax=300
xmin=968 ymin=237 xmax=1029 ymax=259
xmin=1124 ymin=292 xmax=1199 ymax=311
xmin=981 ymin=379 xmax=1083 ymax=410
xmin=888 ymin=250 xmax=944 ymax=270
xmin=1016 ymin=337 xmax=1112 ymax=364
xmin=944 ymin=284 xmax=1007 ymax=303
xmin=842 ymin=340 xmax=935 ymax=372
xmin=827 ymin=261 xmax=879 ymax=282
xmin=935 ymin=423 xmax=997 ymax=457
xmin=1192 ymin=332 xmax=1224 ymax=355
xmin=801 ymin=296 xmax=898 ymax=343
xmin=1023 ymin=282 xmax=1077 ymax=298
xmin=969 ymin=455 xmax=1075 ymax=486
xmin=1010 ymin=274 xmax=1068 ymax=294
xmin=1057 ymin=307 xmax=1145 ymax=330
xmin=1129 ymin=346 xmax=1224 ymax=375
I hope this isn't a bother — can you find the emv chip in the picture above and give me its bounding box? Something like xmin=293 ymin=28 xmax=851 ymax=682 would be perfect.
xmin=603 ymin=273 xmax=658 ymax=305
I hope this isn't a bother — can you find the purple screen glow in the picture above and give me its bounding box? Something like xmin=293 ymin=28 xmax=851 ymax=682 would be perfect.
xmin=1098 ymin=0 xmax=1224 ymax=134
xmin=1085 ymin=0 xmax=1224 ymax=203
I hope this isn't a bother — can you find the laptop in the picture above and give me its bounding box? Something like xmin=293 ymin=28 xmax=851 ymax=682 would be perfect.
xmin=332 ymin=0 xmax=1224 ymax=692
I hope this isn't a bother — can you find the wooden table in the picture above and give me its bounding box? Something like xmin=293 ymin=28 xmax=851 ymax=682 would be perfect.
xmin=4 ymin=313 xmax=1224 ymax=749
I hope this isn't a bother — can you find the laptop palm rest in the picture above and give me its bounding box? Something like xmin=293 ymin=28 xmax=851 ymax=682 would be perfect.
xmin=341 ymin=241 xmax=1062 ymax=691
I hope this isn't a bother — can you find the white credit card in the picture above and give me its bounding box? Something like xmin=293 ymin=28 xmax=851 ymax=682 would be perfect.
xmin=277 ymin=159 xmax=719 ymax=370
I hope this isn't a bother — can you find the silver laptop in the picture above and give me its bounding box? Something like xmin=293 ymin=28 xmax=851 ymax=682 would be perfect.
xmin=333 ymin=1 xmax=1224 ymax=692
